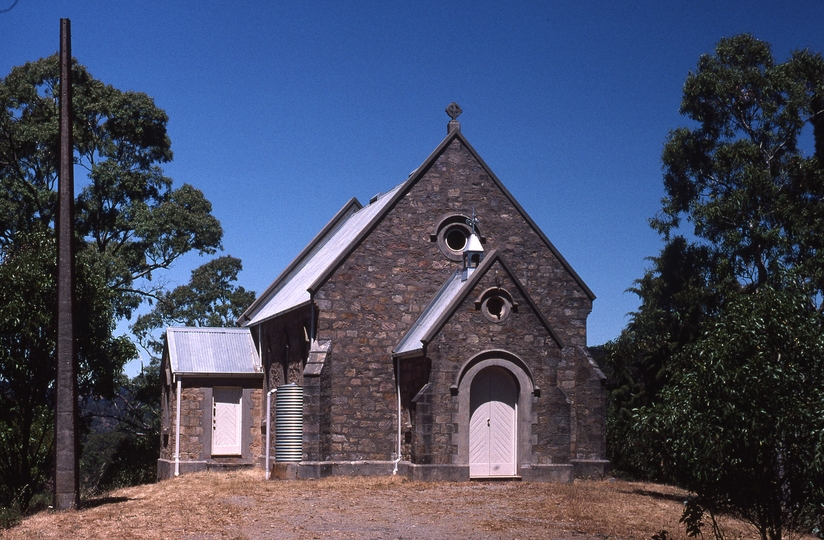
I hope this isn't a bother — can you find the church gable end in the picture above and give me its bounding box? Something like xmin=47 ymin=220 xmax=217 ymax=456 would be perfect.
xmin=315 ymin=129 xmax=593 ymax=349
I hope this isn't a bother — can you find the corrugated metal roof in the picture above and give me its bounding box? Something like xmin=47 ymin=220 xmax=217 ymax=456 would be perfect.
xmin=166 ymin=327 xmax=261 ymax=375
xmin=394 ymin=269 xmax=467 ymax=356
xmin=242 ymin=182 xmax=405 ymax=326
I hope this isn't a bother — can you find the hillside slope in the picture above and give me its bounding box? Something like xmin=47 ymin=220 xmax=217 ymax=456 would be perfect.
xmin=2 ymin=470 xmax=765 ymax=539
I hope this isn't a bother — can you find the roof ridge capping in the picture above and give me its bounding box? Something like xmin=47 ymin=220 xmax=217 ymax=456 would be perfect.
xmin=167 ymin=326 xmax=251 ymax=332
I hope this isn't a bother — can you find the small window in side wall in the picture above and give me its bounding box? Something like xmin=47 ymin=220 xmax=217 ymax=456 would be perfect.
xmin=212 ymin=387 xmax=243 ymax=456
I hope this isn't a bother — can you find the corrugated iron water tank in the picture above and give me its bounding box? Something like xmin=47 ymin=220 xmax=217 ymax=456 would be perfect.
xmin=275 ymin=383 xmax=303 ymax=462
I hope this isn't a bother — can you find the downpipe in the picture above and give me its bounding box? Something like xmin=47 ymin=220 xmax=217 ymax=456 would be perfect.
xmin=174 ymin=377 xmax=181 ymax=477
xmin=265 ymin=388 xmax=277 ymax=479
xmin=393 ymin=358 xmax=401 ymax=475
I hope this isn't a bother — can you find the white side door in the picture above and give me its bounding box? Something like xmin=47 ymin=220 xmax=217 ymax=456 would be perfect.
xmin=212 ymin=387 xmax=242 ymax=456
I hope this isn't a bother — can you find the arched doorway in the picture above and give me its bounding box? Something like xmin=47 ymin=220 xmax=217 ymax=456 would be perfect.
xmin=469 ymin=366 xmax=518 ymax=477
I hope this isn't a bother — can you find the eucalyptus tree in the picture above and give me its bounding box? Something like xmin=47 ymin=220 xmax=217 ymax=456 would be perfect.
xmin=606 ymin=35 xmax=824 ymax=538
xmin=654 ymin=33 xmax=824 ymax=300
xmin=0 ymin=55 xmax=222 ymax=511
xmin=131 ymin=255 xmax=256 ymax=356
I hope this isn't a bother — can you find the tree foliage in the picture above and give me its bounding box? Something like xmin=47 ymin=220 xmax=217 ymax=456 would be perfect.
xmin=653 ymin=34 xmax=824 ymax=298
xmin=0 ymin=54 xmax=223 ymax=316
xmin=132 ymin=255 xmax=256 ymax=356
xmin=605 ymin=237 xmax=724 ymax=477
xmin=635 ymin=284 xmax=824 ymax=539
xmin=0 ymin=229 xmax=57 ymax=511
xmin=79 ymin=359 xmax=161 ymax=494
xmin=605 ymin=35 xmax=824 ymax=539
xmin=0 ymin=55 xmax=223 ymax=511
xmin=76 ymin=255 xmax=255 ymax=493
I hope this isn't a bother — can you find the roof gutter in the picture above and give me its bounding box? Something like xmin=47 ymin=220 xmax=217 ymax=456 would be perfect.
xmin=172 ymin=371 xmax=263 ymax=379
xmin=391 ymin=343 xmax=427 ymax=360
xmin=240 ymin=300 xmax=313 ymax=329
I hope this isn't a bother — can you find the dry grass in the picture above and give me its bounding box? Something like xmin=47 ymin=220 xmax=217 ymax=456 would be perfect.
xmin=0 ymin=470 xmax=786 ymax=539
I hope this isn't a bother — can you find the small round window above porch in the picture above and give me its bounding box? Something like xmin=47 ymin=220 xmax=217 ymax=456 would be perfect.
xmin=475 ymin=287 xmax=517 ymax=323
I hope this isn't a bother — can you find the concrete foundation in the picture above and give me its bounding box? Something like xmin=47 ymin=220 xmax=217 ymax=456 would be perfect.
xmin=571 ymin=459 xmax=611 ymax=479
xmin=157 ymin=459 xmax=257 ymax=480
xmin=268 ymin=461 xmax=589 ymax=483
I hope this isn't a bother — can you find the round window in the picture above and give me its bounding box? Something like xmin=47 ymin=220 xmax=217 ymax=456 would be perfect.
xmin=433 ymin=215 xmax=480 ymax=262
xmin=482 ymin=294 xmax=511 ymax=323
xmin=444 ymin=227 xmax=467 ymax=252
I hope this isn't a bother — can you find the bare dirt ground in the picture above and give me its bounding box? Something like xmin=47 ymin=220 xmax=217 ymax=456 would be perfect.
xmin=1 ymin=470 xmax=767 ymax=539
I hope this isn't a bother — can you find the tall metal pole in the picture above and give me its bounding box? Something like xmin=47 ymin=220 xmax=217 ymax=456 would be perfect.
xmin=54 ymin=17 xmax=79 ymax=510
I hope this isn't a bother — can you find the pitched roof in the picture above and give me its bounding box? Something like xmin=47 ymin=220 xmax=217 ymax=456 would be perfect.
xmin=393 ymin=250 xmax=564 ymax=358
xmin=238 ymin=126 xmax=594 ymax=327
xmin=238 ymin=184 xmax=403 ymax=326
xmin=166 ymin=327 xmax=261 ymax=376
xmin=443 ymin=130 xmax=595 ymax=302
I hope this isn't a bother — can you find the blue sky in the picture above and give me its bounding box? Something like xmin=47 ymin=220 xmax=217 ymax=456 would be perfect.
xmin=3 ymin=1 xmax=824 ymax=374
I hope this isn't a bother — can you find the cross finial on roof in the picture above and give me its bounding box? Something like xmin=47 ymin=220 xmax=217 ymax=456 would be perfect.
xmin=446 ymin=102 xmax=462 ymax=133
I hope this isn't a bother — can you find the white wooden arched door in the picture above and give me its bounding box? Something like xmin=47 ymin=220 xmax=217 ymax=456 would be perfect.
xmin=469 ymin=366 xmax=517 ymax=477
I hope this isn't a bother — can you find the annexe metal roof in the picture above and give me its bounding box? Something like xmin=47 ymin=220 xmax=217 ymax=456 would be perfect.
xmin=166 ymin=327 xmax=261 ymax=376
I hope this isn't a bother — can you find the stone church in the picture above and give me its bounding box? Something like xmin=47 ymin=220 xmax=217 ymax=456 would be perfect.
xmin=158 ymin=105 xmax=608 ymax=481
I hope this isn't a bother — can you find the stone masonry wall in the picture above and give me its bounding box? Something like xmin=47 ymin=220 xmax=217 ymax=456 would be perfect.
xmin=249 ymin=388 xmax=263 ymax=461
xmin=176 ymin=387 xmax=206 ymax=461
xmin=160 ymin=382 xmax=263 ymax=465
xmin=401 ymin=356 xmax=431 ymax=462
xmin=313 ymin=134 xmax=593 ymax=463
xmin=571 ymin=348 xmax=607 ymax=460
xmin=303 ymin=343 xmax=333 ymax=461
